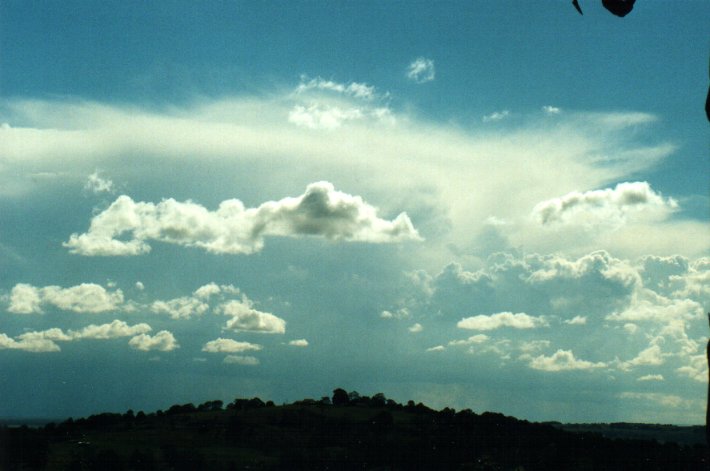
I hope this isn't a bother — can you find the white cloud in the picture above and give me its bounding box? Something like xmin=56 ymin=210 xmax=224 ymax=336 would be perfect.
xmin=408 ymin=323 xmax=423 ymax=333
xmin=150 ymin=296 xmax=209 ymax=320
xmin=64 ymin=182 xmax=420 ymax=256
xmin=128 ymin=331 xmax=179 ymax=351
xmin=8 ymin=283 xmax=124 ymax=314
xmin=7 ymin=284 xmax=42 ymax=314
xmin=606 ymin=296 xmax=703 ymax=323
xmin=482 ymin=110 xmax=510 ymax=122
xmin=406 ymin=57 xmax=435 ymax=83
xmin=288 ymin=104 xmax=364 ymax=130
xmin=457 ymin=312 xmax=547 ymax=331
xmin=618 ymin=392 xmax=696 ymax=409
xmin=426 ymin=345 xmax=445 ymax=352
xmin=223 ymin=355 xmax=259 ymax=366
xmin=288 ymin=339 xmax=309 ymax=347
xmin=529 ymin=349 xmax=607 ymax=372
xmin=564 ymin=315 xmax=587 ymax=325
xmin=532 ymin=181 xmax=678 ymax=227
xmin=380 ymin=308 xmax=410 ymax=319
xmin=219 ymin=298 xmax=286 ymax=334
xmin=135 ymin=281 xmax=145 ymax=291
xmin=676 ymin=354 xmax=708 ymax=382
xmin=542 ymin=105 xmax=561 ymax=115
xmin=0 ymin=320 xmax=154 ymax=352
xmin=637 ymin=374 xmax=664 ymax=382
xmin=448 ymin=334 xmax=489 ymax=346
xmin=202 ymin=338 xmax=262 ymax=353
xmin=618 ymin=344 xmax=665 ymax=371
xmin=69 ymin=320 xmax=152 ymax=339
xmin=296 ymin=77 xmax=375 ymax=100
xmin=85 ymin=171 xmax=114 ymax=194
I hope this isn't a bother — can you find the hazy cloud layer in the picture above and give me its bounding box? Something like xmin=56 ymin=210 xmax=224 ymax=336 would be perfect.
xmin=64 ymin=182 xmax=420 ymax=256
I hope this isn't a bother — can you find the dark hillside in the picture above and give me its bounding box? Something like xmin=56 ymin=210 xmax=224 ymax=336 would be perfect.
xmin=1 ymin=390 xmax=707 ymax=470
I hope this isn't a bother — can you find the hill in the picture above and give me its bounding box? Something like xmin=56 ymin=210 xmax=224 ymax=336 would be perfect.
xmin=1 ymin=390 xmax=708 ymax=470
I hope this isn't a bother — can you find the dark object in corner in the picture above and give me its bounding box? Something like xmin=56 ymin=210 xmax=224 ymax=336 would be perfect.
xmin=572 ymin=0 xmax=584 ymax=15
xmin=705 ymin=85 xmax=710 ymax=122
xmin=602 ymin=0 xmax=636 ymax=17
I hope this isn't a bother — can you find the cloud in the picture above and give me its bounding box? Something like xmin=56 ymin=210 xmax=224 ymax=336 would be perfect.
xmin=380 ymin=308 xmax=410 ymax=319
xmin=223 ymin=355 xmax=259 ymax=366
xmin=64 ymin=182 xmax=420 ymax=256
xmin=542 ymin=105 xmax=561 ymax=115
xmin=8 ymin=283 xmax=124 ymax=314
xmin=0 ymin=332 xmax=61 ymax=353
xmin=69 ymin=320 xmax=152 ymax=339
xmin=219 ymin=299 xmax=286 ymax=334
xmin=482 ymin=110 xmax=510 ymax=122
xmin=0 ymin=320 xmax=154 ymax=352
xmin=606 ymin=296 xmax=703 ymax=323
xmin=202 ymin=338 xmax=262 ymax=353
xmin=128 ymin=331 xmax=179 ymax=351
xmin=288 ymin=104 xmax=364 ymax=130
xmin=84 ymin=171 xmax=114 ymax=194
xmin=426 ymin=345 xmax=445 ymax=352
xmin=457 ymin=312 xmax=547 ymax=331
xmin=406 ymin=57 xmax=435 ymax=83
xmin=295 ymin=77 xmax=375 ymax=100
xmin=150 ymin=296 xmax=209 ymax=320
xmin=637 ymin=374 xmax=664 ymax=382
xmin=532 ymin=181 xmax=678 ymax=227
xmin=676 ymin=354 xmax=708 ymax=382
xmin=618 ymin=344 xmax=665 ymax=371
xmin=408 ymin=323 xmax=423 ymax=333
xmin=529 ymin=349 xmax=607 ymax=372
xmin=448 ymin=334 xmax=489 ymax=346
xmin=288 ymin=339 xmax=309 ymax=347
xmin=564 ymin=315 xmax=587 ymax=325
xmin=618 ymin=392 xmax=697 ymax=409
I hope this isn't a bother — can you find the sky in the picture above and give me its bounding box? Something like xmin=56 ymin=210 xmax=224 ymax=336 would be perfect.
xmin=0 ymin=1 xmax=708 ymax=425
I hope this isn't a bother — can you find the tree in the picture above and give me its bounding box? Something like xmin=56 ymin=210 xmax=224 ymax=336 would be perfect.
xmin=332 ymin=388 xmax=349 ymax=406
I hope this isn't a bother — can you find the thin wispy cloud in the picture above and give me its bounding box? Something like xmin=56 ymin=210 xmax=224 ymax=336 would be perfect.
xmin=406 ymin=57 xmax=435 ymax=83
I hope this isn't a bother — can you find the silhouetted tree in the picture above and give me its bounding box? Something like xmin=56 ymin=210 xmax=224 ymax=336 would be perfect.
xmin=332 ymin=388 xmax=349 ymax=406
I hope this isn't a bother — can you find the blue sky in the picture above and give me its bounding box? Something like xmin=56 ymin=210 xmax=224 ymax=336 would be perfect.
xmin=1 ymin=1 xmax=708 ymax=424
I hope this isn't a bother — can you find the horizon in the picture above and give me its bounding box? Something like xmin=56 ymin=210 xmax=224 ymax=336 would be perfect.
xmin=1 ymin=1 xmax=708 ymax=426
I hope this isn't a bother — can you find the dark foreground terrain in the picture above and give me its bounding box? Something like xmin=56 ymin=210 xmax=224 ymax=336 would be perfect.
xmin=1 ymin=389 xmax=708 ymax=470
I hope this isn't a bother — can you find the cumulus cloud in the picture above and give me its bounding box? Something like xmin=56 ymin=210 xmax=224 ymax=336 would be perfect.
xmin=223 ymin=355 xmax=259 ymax=365
xmin=150 ymin=296 xmax=209 ymax=320
xmin=69 ymin=320 xmax=152 ymax=339
xmin=219 ymin=299 xmax=286 ymax=334
xmin=202 ymin=338 xmax=262 ymax=353
xmin=84 ymin=171 xmax=115 ymax=194
xmin=288 ymin=339 xmax=309 ymax=347
xmin=564 ymin=315 xmax=587 ymax=325
xmin=406 ymin=57 xmax=435 ymax=83
xmin=380 ymin=308 xmax=410 ymax=319
xmin=618 ymin=344 xmax=665 ymax=371
xmin=448 ymin=334 xmax=489 ymax=346
xmin=457 ymin=312 xmax=547 ymax=331
xmin=532 ymin=181 xmax=678 ymax=227
xmin=529 ymin=349 xmax=607 ymax=372
xmin=64 ymin=182 xmax=420 ymax=256
xmin=128 ymin=331 xmax=179 ymax=351
xmin=8 ymin=283 xmax=124 ymax=314
xmin=0 ymin=320 xmax=154 ymax=352
xmin=408 ymin=323 xmax=423 ymax=333
xmin=542 ymin=105 xmax=561 ymax=115
xmin=426 ymin=345 xmax=445 ymax=352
